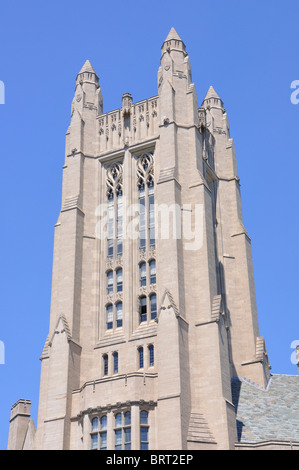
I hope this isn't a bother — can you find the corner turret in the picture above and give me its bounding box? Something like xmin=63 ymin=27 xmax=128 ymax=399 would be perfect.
xmin=202 ymin=85 xmax=224 ymax=111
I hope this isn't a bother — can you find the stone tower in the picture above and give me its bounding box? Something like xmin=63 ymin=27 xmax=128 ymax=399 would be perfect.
xmin=8 ymin=28 xmax=272 ymax=451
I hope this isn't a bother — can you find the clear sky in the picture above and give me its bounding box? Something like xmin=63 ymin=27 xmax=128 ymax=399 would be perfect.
xmin=0 ymin=0 xmax=299 ymax=450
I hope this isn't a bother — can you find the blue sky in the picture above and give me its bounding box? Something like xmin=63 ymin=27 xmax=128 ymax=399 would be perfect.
xmin=0 ymin=0 xmax=298 ymax=450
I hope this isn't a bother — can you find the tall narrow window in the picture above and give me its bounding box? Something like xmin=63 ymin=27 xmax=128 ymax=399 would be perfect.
xmin=100 ymin=415 xmax=107 ymax=450
xmin=91 ymin=417 xmax=99 ymax=450
xmin=137 ymin=153 xmax=155 ymax=251
xmin=150 ymin=294 xmax=157 ymax=320
xmin=140 ymin=410 xmax=149 ymax=450
xmin=149 ymin=260 xmax=156 ymax=284
xmin=139 ymin=183 xmax=146 ymax=250
xmin=106 ymin=162 xmax=123 ymax=259
xmin=117 ymin=189 xmax=123 ymax=256
xmin=148 ymin=344 xmax=154 ymax=367
xmin=116 ymin=268 xmax=123 ymax=292
xmin=106 ymin=304 xmax=113 ymax=330
xmin=116 ymin=302 xmax=123 ymax=328
xmin=140 ymin=262 xmax=146 ymax=286
xmin=124 ymin=411 xmax=131 ymax=450
xmin=107 ymin=193 xmax=114 ymax=258
xmin=107 ymin=270 xmax=113 ymax=294
xmin=103 ymin=354 xmax=108 ymax=376
xmin=115 ymin=413 xmax=122 ymax=450
xmin=92 ymin=417 xmax=99 ymax=432
xmin=113 ymin=351 xmax=118 ymax=374
xmin=139 ymin=296 xmax=147 ymax=323
xmin=148 ymin=179 xmax=155 ymax=248
xmin=138 ymin=346 xmax=144 ymax=369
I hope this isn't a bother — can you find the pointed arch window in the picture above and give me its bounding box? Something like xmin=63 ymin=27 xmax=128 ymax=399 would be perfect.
xmin=138 ymin=346 xmax=144 ymax=369
xmin=149 ymin=259 xmax=156 ymax=284
xmin=107 ymin=192 xmax=114 ymax=258
xmin=113 ymin=351 xmax=119 ymax=374
xmin=137 ymin=153 xmax=155 ymax=251
xmin=116 ymin=301 xmax=123 ymax=328
xmin=150 ymin=293 xmax=157 ymax=320
xmin=114 ymin=410 xmax=131 ymax=450
xmin=148 ymin=344 xmax=154 ymax=367
xmin=139 ymin=296 xmax=147 ymax=323
xmin=116 ymin=268 xmax=123 ymax=292
xmin=106 ymin=162 xmax=123 ymax=259
xmin=100 ymin=416 xmax=107 ymax=450
xmin=140 ymin=262 xmax=146 ymax=287
xmin=140 ymin=410 xmax=149 ymax=450
xmin=103 ymin=354 xmax=108 ymax=376
xmin=106 ymin=304 xmax=113 ymax=330
xmin=106 ymin=270 xmax=113 ymax=294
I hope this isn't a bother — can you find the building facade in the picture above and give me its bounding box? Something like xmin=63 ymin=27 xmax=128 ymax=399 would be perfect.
xmin=7 ymin=28 xmax=299 ymax=451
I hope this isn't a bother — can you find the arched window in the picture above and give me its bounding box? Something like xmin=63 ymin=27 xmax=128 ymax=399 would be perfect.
xmin=100 ymin=415 xmax=107 ymax=430
xmin=100 ymin=415 xmax=107 ymax=450
xmin=113 ymin=411 xmax=131 ymax=450
xmin=140 ymin=410 xmax=149 ymax=450
xmin=91 ymin=417 xmax=98 ymax=449
xmin=91 ymin=417 xmax=98 ymax=432
xmin=140 ymin=262 xmax=146 ymax=286
xmin=138 ymin=346 xmax=144 ymax=369
xmin=106 ymin=304 xmax=113 ymax=330
xmin=139 ymin=182 xmax=146 ymax=250
xmin=149 ymin=259 xmax=156 ymax=284
xmin=106 ymin=162 xmax=123 ymax=259
xmin=116 ymin=268 xmax=123 ymax=292
xmin=124 ymin=411 xmax=131 ymax=450
xmin=116 ymin=302 xmax=123 ymax=328
xmin=148 ymin=344 xmax=154 ymax=367
xmin=139 ymin=296 xmax=147 ymax=323
xmin=107 ymin=270 xmax=113 ymax=294
xmin=137 ymin=153 xmax=155 ymax=251
xmin=115 ymin=412 xmax=122 ymax=450
xmin=148 ymin=179 xmax=155 ymax=248
xmin=116 ymin=189 xmax=123 ymax=256
xmin=113 ymin=351 xmax=119 ymax=374
xmin=103 ymin=354 xmax=108 ymax=376
xmin=90 ymin=415 xmax=107 ymax=450
xmin=150 ymin=293 xmax=157 ymax=320
xmin=107 ymin=192 xmax=114 ymax=258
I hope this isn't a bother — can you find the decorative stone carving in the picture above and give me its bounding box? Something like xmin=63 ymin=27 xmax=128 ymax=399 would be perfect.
xmin=137 ymin=153 xmax=154 ymax=188
xmin=106 ymin=162 xmax=123 ymax=197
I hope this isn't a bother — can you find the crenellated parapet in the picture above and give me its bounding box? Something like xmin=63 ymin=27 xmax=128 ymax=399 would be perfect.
xmin=97 ymin=95 xmax=159 ymax=154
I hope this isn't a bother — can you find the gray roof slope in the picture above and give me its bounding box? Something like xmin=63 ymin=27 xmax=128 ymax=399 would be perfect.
xmin=231 ymin=374 xmax=299 ymax=443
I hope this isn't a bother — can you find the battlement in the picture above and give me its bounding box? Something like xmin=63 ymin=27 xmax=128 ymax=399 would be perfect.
xmin=97 ymin=95 xmax=159 ymax=154
xmin=10 ymin=399 xmax=31 ymax=421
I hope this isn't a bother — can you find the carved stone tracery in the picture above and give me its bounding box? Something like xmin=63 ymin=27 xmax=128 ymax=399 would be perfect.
xmin=106 ymin=162 xmax=123 ymax=197
xmin=137 ymin=153 xmax=154 ymax=188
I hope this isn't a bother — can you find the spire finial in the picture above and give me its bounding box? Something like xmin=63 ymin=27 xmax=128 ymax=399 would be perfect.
xmin=202 ymin=86 xmax=223 ymax=108
xmin=161 ymin=27 xmax=186 ymax=55
xmin=78 ymin=60 xmax=97 ymax=76
xmin=164 ymin=27 xmax=182 ymax=42
xmin=77 ymin=60 xmax=99 ymax=82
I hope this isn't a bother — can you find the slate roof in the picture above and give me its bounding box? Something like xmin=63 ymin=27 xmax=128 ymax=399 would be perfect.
xmin=231 ymin=374 xmax=299 ymax=443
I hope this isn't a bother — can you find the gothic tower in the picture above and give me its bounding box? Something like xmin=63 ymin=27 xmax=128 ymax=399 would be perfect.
xmin=8 ymin=28 xmax=271 ymax=451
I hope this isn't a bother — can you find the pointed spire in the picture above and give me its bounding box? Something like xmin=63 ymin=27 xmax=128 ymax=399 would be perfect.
xmin=203 ymin=86 xmax=221 ymax=101
xmin=161 ymin=27 xmax=186 ymax=55
xmin=202 ymin=86 xmax=223 ymax=108
xmin=76 ymin=60 xmax=99 ymax=85
xmin=78 ymin=59 xmax=97 ymax=75
xmin=164 ymin=27 xmax=182 ymax=42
